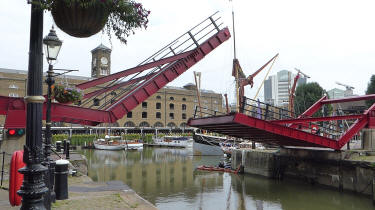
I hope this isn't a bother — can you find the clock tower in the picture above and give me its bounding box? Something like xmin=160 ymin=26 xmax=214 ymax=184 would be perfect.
xmin=91 ymin=44 xmax=111 ymax=78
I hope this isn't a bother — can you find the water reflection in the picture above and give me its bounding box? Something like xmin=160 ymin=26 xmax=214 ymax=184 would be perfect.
xmin=82 ymin=148 xmax=373 ymax=210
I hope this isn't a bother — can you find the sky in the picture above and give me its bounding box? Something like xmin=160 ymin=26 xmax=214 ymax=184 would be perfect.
xmin=1 ymin=0 xmax=375 ymax=104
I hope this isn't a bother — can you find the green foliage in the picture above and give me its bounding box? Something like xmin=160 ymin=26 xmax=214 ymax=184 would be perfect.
xmin=52 ymin=132 xmax=192 ymax=145
xmin=294 ymin=82 xmax=325 ymax=117
xmin=365 ymin=75 xmax=375 ymax=107
xmin=36 ymin=0 xmax=150 ymax=44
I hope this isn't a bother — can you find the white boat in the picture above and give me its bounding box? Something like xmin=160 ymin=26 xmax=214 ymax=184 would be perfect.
xmin=93 ymin=136 xmax=125 ymax=151
xmin=152 ymin=136 xmax=193 ymax=148
xmin=123 ymin=140 xmax=143 ymax=150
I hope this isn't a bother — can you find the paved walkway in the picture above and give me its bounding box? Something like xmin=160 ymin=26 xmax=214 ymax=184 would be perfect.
xmin=0 ymin=176 xmax=157 ymax=210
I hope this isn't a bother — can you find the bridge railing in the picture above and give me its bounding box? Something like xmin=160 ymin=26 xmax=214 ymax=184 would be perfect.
xmin=241 ymin=97 xmax=346 ymax=140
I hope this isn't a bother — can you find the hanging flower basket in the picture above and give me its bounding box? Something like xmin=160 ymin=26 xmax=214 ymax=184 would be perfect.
xmin=51 ymin=0 xmax=109 ymax=38
xmin=52 ymin=84 xmax=83 ymax=104
xmin=39 ymin=0 xmax=150 ymax=44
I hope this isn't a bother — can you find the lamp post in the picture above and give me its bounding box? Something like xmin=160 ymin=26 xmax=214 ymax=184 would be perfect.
xmin=42 ymin=26 xmax=63 ymax=209
xmin=18 ymin=1 xmax=48 ymax=209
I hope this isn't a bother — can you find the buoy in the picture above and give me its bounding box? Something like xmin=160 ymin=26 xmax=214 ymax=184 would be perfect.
xmin=9 ymin=150 xmax=25 ymax=206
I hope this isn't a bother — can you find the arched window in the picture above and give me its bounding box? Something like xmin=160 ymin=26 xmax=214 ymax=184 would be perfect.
xmin=124 ymin=121 xmax=135 ymax=127
xmin=154 ymin=122 xmax=164 ymax=127
xmin=139 ymin=121 xmax=150 ymax=127
xmin=182 ymin=97 xmax=186 ymax=101
xmin=182 ymin=104 xmax=186 ymax=110
xmin=156 ymin=102 xmax=161 ymax=109
xmin=156 ymin=95 xmax=161 ymax=99
xmin=169 ymin=96 xmax=174 ymax=100
xmin=167 ymin=122 xmax=176 ymax=128
xmin=169 ymin=103 xmax=174 ymax=110
xmin=180 ymin=122 xmax=187 ymax=128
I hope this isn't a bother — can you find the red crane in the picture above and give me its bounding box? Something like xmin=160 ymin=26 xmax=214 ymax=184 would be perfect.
xmin=288 ymin=68 xmax=310 ymax=117
xmin=232 ymin=53 xmax=279 ymax=110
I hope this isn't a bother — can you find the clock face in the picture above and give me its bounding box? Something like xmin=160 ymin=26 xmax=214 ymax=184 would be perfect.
xmin=101 ymin=57 xmax=108 ymax=65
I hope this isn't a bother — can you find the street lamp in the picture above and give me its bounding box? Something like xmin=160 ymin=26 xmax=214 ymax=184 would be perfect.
xmin=42 ymin=26 xmax=62 ymax=209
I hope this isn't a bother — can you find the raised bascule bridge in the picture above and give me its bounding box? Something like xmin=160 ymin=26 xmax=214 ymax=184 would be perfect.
xmin=188 ymin=95 xmax=375 ymax=150
xmin=0 ymin=12 xmax=230 ymax=128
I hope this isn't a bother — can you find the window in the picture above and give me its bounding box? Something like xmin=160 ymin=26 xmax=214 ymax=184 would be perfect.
xmin=156 ymin=102 xmax=161 ymax=109
xmin=8 ymin=93 xmax=19 ymax=97
xmin=169 ymin=113 xmax=174 ymax=119
xmin=154 ymin=122 xmax=163 ymax=127
xmin=182 ymin=104 xmax=186 ymax=110
xmin=93 ymin=98 xmax=100 ymax=106
xmin=156 ymin=95 xmax=161 ymax=99
xmin=139 ymin=121 xmax=150 ymax=127
xmin=142 ymin=112 xmax=147 ymax=118
xmin=169 ymin=97 xmax=174 ymax=100
xmin=182 ymin=113 xmax=186 ymax=119
xmin=156 ymin=112 xmax=161 ymax=119
xmin=167 ymin=122 xmax=176 ymax=128
xmin=142 ymin=102 xmax=147 ymax=108
xmin=214 ymin=100 xmax=218 ymax=104
xmin=169 ymin=103 xmax=174 ymax=110
xmin=100 ymin=68 xmax=108 ymax=75
xmin=182 ymin=98 xmax=186 ymax=101
xmin=127 ymin=112 xmax=133 ymax=118
xmin=124 ymin=121 xmax=135 ymax=127
xmin=9 ymin=84 xmax=18 ymax=89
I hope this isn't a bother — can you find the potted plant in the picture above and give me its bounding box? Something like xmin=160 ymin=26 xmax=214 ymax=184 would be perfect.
xmin=52 ymin=84 xmax=84 ymax=104
xmin=38 ymin=0 xmax=150 ymax=43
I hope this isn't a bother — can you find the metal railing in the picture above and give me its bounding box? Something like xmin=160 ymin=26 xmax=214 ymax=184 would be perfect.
xmin=193 ymin=105 xmax=226 ymax=118
xmin=80 ymin=12 xmax=224 ymax=111
xmin=240 ymin=97 xmax=345 ymax=140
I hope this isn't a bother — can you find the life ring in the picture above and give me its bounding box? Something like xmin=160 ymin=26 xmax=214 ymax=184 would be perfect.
xmin=9 ymin=150 xmax=25 ymax=207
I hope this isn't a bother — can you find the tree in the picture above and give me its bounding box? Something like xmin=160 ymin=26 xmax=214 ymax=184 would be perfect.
xmin=294 ymin=82 xmax=325 ymax=117
xmin=365 ymin=75 xmax=375 ymax=108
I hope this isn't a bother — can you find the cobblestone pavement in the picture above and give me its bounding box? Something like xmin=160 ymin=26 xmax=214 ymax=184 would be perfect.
xmin=0 ymin=176 xmax=157 ymax=210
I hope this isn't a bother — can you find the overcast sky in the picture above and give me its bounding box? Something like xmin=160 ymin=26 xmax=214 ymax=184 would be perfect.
xmin=1 ymin=0 xmax=375 ymax=103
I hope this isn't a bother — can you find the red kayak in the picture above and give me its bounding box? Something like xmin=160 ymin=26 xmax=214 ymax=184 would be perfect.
xmin=196 ymin=165 xmax=241 ymax=174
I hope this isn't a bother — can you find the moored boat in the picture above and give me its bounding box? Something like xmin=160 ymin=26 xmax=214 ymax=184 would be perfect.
xmin=123 ymin=140 xmax=143 ymax=150
xmin=152 ymin=136 xmax=193 ymax=148
xmin=93 ymin=136 xmax=125 ymax=150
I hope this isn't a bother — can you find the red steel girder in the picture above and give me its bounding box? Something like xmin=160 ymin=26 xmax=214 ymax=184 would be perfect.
xmin=272 ymin=114 xmax=363 ymax=124
xmin=76 ymin=51 xmax=193 ymax=90
xmin=83 ymin=73 xmax=156 ymax=99
xmin=321 ymin=94 xmax=375 ymax=104
xmin=106 ymin=28 xmax=231 ymax=122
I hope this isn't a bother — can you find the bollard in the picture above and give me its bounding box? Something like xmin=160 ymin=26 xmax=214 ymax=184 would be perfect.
xmin=56 ymin=141 xmax=62 ymax=152
xmin=54 ymin=159 xmax=69 ymax=200
xmin=66 ymin=141 xmax=70 ymax=160
xmin=63 ymin=140 xmax=67 ymax=154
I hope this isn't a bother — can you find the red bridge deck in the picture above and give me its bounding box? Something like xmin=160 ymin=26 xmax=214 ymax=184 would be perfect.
xmin=188 ymin=112 xmax=339 ymax=149
xmin=188 ymin=95 xmax=375 ymax=150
